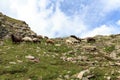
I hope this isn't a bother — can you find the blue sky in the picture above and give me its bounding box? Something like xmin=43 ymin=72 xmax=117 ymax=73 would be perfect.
xmin=0 ymin=0 xmax=120 ymax=38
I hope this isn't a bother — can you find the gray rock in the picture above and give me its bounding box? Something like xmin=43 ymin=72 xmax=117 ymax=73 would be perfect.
xmin=83 ymin=46 xmax=97 ymax=52
xmin=82 ymin=77 xmax=89 ymax=80
xmin=106 ymin=76 xmax=111 ymax=80
xmin=25 ymin=55 xmax=35 ymax=59
xmin=0 ymin=41 xmax=4 ymax=46
xmin=0 ymin=12 xmax=37 ymax=39
xmin=110 ymin=52 xmax=116 ymax=59
xmin=77 ymin=69 xmax=90 ymax=79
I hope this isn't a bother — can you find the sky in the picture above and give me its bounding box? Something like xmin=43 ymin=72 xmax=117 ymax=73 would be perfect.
xmin=0 ymin=0 xmax=120 ymax=38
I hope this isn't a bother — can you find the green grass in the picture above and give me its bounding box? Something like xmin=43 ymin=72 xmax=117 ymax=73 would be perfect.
xmin=0 ymin=39 xmax=120 ymax=80
xmin=90 ymin=66 xmax=119 ymax=80
xmin=0 ymin=40 xmax=82 ymax=80
xmin=1 ymin=12 xmax=120 ymax=80
xmin=5 ymin=15 xmax=23 ymax=25
xmin=104 ymin=45 xmax=115 ymax=53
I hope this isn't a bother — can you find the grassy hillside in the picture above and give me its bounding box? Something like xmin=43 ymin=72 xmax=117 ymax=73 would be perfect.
xmin=0 ymin=12 xmax=36 ymax=39
xmin=0 ymin=35 xmax=120 ymax=80
xmin=0 ymin=39 xmax=81 ymax=80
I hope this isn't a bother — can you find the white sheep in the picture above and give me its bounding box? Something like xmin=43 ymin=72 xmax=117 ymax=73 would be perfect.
xmin=33 ymin=38 xmax=41 ymax=43
xmin=65 ymin=39 xmax=73 ymax=44
xmin=22 ymin=36 xmax=33 ymax=42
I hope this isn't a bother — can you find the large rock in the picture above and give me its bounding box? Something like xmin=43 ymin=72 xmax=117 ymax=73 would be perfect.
xmin=0 ymin=12 xmax=37 ymax=39
xmin=65 ymin=36 xmax=81 ymax=44
xmin=83 ymin=46 xmax=97 ymax=52
xmin=77 ymin=69 xmax=90 ymax=79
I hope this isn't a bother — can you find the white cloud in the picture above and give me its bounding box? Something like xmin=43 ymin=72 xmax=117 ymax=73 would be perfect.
xmin=82 ymin=25 xmax=115 ymax=38
xmin=116 ymin=20 xmax=120 ymax=25
xmin=100 ymin=0 xmax=120 ymax=16
xmin=2 ymin=0 xmax=87 ymax=37
xmin=0 ymin=0 xmax=120 ymax=38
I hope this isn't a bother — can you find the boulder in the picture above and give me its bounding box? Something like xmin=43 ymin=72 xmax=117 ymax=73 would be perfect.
xmin=0 ymin=12 xmax=37 ymax=39
xmin=66 ymin=36 xmax=80 ymax=44
xmin=83 ymin=46 xmax=97 ymax=52
xmin=25 ymin=55 xmax=35 ymax=60
xmin=86 ymin=37 xmax=96 ymax=43
xmin=77 ymin=69 xmax=90 ymax=79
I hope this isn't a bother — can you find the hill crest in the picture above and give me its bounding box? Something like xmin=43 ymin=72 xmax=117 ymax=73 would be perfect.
xmin=0 ymin=12 xmax=36 ymax=39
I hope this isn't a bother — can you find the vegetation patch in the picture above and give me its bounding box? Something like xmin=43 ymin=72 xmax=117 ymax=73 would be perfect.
xmin=104 ymin=45 xmax=115 ymax=53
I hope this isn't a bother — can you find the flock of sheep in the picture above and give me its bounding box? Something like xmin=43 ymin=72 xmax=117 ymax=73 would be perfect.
xmin=11 ymin=34 xmax=54 ymax=44
xmin=11 ymin=34 xmax=96 ymax=45
xmin=65 ymin=35 xmax=96 ymax=44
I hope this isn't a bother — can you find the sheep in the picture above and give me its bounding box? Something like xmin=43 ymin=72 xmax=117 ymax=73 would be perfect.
xmin=22 ymin=36 xmax=33 ymax=42
xmin=86 ymin=37 xmax=96 ymax=43
xmin=37 ymin=35 xmax=43 ymax=39
xmin=11 ymin=34 xmax=22 ymax=44
xmin=65 ymin=39 xmax=73 ymax=44
xmin=44 ymin=36 xmax=49 ymax=39
xmin=70 ymin=35 xmax=81 ymax=41
xmin=33 ymin=38 xmax=41 ymax=43
xmin=46 ymin=39 xmax=54 ymax=45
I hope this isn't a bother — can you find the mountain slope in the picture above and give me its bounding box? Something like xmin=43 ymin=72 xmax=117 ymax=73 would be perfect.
xmin=0 ymin=12 xmax=120 ymax=80
xmin=0 ymin=12 xmax=36 ymax=39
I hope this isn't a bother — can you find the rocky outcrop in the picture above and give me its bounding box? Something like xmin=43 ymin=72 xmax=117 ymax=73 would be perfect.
xmin=65 ymin=36 xmax=81 ymax=44
xmin=0 ymin=12 xmax=36 ymax=39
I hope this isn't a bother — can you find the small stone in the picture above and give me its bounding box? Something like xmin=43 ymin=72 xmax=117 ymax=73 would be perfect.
xmin=83 ymin=46 xmax=97 ymax=52
xmin=56 ymin=78 xmax=63 ymax=80
xmin=67 ymin=71 xmax=71 ymax=73
xmin=117 ymin=76 xmax=120 ymax=79
xmin=110 ymin=52 xmax=116 ymax=59
xmin=115 ymin=62 xmax=120 ymax=66
xmin=9 ymin=62 xmax=16 ymax=64
xmin=5 ymin=66 xmax=10 ymax=68
xmin=36 ymin=50 xmax=39 ymax=53
xmin=55 ymin=44 xmax=61 ymax=46
xmin=77 ymin=56 xmax=88 ymax=61
xmin=77 ymin=69 xmax=89 ymax=79
xmin=25 ymin=55 xmax=35 ymax=59
xmin=111 ymin=70 xmax=114 ymax=75
xmin=0 ymin=41 xmax=4 ymax=46
xmin=118 ymin=70 xmax=120 ymax=73
xmin=64 ymin=75 xmax=69 ymax=79
xmin=82 ymin=77 xmax=89 ymax=80
xmin=109 ymin=61 xmax=114 ymax=66
xmin=17 ymin=60 xmax=23 ymax=63
xmin=107 ymin=76 xmax=111 ymax=80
